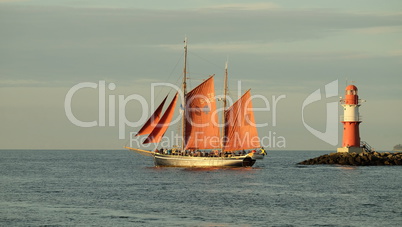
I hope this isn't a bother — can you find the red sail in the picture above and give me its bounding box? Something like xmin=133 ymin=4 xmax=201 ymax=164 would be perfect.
xmin=143 ymin=93 xmax=178 ymax=144
xmin=185 ymin=76 xmax=220 ymax=150
xmin=136 ymin=95 xmax=168 ymax=136
xmin=224 ymin=89 xmax=260 ymax=151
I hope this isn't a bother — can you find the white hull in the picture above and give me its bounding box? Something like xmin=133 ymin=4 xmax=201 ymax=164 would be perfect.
xmin=154 ymin=153 xmax=256 ymax=167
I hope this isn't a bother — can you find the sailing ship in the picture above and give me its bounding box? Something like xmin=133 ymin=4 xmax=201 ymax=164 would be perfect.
xmin=125 ymin=38 xmax=263 ymax=167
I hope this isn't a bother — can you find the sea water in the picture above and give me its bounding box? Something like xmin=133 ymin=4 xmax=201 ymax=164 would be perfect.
xmin=0 ymin=150 xmax=401 ymax=226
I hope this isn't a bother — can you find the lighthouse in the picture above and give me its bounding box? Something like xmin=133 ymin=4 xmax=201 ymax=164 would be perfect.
xmin=337 ymin=84 xmax=366 ymax=153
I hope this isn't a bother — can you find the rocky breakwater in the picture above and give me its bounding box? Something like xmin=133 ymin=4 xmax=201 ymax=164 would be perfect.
xmin=299 ymin=152 xmax=402 ymax=166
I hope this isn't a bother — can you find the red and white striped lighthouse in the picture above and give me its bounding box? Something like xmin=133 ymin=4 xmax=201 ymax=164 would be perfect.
xmin=337 ymin=85 xmax=365 ymax=153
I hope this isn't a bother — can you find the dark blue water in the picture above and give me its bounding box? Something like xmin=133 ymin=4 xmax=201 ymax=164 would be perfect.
xmin=1 ymin=150 xmax=401 ymax=226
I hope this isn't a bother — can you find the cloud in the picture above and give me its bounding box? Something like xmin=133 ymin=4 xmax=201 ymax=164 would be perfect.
xmin=388 ymin=49 xmax=402 ymax=56
xmin=1 ymin=4 xmax=402 ymax=87
xmin=200 ymin=2 xmax=279 ymax=11
xmin=0 ymin=79 xmax=50 ymax=87
xmin=354 ymin=26 xmax=402 ymax=34
xmin=2 ymin=4 xmax=402 ymax=48
xmin=157 ymin=42 xmax=273 ymax=54
xmin=0 ymin=0 xmax=26 ymax=2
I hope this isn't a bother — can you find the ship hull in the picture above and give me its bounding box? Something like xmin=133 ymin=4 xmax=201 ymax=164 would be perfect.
xmin=154 ymin=153 xmax=256 ymax=167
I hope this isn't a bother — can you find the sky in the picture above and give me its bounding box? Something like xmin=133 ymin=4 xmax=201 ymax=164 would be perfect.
xmin=1 ymin=0 xmax=401 ymax=150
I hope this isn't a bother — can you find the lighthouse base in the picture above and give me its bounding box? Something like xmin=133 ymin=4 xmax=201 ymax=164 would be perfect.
xmin=337 ymin=147 xmax=365 ymax=154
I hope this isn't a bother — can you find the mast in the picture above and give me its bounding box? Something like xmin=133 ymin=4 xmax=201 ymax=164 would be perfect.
xmin=181 ymin=37 xmax=188 ymax=151
xmin=221 ymin=61 xmax=228 ymax=153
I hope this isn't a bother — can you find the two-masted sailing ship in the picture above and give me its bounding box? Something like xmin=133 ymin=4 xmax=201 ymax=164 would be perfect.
xmin=125 ymin=39 xmax=263 ymax=167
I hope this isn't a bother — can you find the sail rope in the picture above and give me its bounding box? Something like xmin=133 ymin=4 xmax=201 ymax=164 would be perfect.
xmin=124 ymin=50 xmax=183 ymax=149
xmin=153 ymin=51 xmax=183 ymax=101
xmin=188 ymin=51 xmax=222 ymax=71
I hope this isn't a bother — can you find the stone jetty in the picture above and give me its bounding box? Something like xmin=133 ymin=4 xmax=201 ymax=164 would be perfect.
xmin=299 ymin=152 xmax=402 ymax=166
